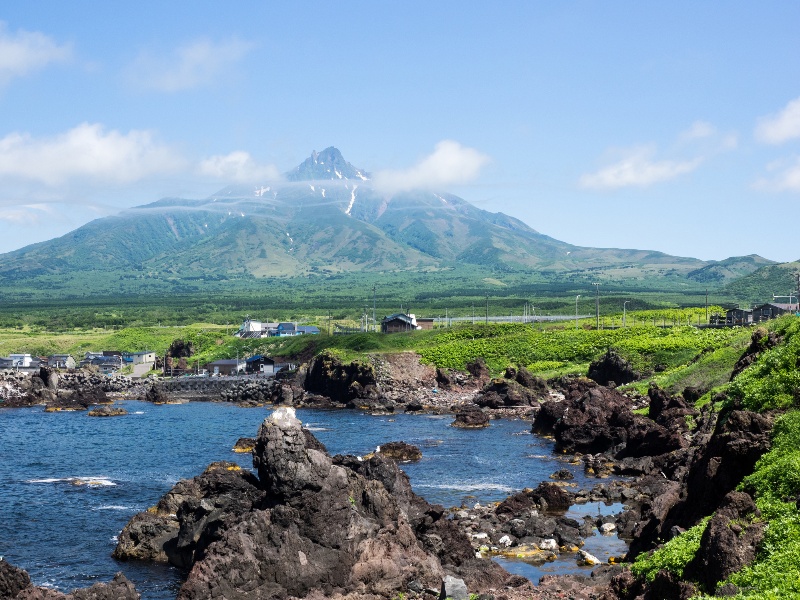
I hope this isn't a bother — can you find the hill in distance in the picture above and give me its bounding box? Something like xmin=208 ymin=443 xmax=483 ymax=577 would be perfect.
xmin=0 ymin=147 xmax=776 ymax=299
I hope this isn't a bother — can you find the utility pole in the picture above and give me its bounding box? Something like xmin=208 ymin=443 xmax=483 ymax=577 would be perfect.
xmin=705 ymin=288 xmax=709 ymax=323
xmin=372 ymin=284 xmax=376 ymax=333
xmin=575 ymin=295 xmax=581 ymax=329
xmin=623 ymin=300 xmax=630 ymax=327
xmin=485 ymin=293 xmax=489 ymax=325
xmin=592 ymin=283 xmax=601 ymax=329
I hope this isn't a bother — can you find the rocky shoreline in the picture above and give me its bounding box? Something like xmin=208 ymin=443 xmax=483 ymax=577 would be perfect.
xmin=1 ymin=344 xmax=778 ymax=599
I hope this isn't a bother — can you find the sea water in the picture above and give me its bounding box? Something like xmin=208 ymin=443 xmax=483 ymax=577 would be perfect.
xmin=0 ymin=401 xmax=627 ymax=598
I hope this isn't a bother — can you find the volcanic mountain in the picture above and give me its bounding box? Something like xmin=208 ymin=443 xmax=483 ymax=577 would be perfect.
xmin=0 ymin=147 xmax=773 ymax=296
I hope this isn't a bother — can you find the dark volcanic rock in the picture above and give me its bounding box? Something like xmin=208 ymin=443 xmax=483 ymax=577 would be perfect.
xmin=0 ymin=559 xmax=140 ymax=600
xmin=303 ymin=352 xmax=378 ymax=404
xmin=476 ymin=377 xmax=542 ymax=408
xmin=0 ymin=558 xmax=30 ymax=598
xmin=465 ymin=357 xmax=490 ymax=383
xmin=375 ymin=441 xmax=423 ymax=462
xmin=588 ymin=348 xmax=639 ymax=386
xmin=629 ymin=409 xmax=773 ymax=557
xmin=534 ymin=380 xmax=684 ymax=458
xmin=686 ymin=491 xmax=764 ymax=593
xmin=231 ymin=437 xmax=255 ymax=453
xmin=452 ymin=404 xmax=490 ymax=428
xmin=144 ymin=383 xmax=169 ymax=404
xmin=731 ymin=327 xmax=781 ymax=380
xmin=114 ymin=461 xmax=264 ymax=566
xmin=87 ymin=405 xmax=127 ymax=417
xmin=138 ymin=407 xmax=509 ymax=600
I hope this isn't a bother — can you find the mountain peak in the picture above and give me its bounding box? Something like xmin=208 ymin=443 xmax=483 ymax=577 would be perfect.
xmin=286 ymin=147 xmax=370 ymax=182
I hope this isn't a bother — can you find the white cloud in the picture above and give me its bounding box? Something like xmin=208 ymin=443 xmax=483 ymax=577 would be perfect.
xmin=0 ymin=123 xmax=185 ymax=185
xmin=755 ymin=97 xmax=800 ymax=144
xmin=198 ymin=151 xmax=281 ymax=183
xmin=0 ymin=204 xmax=51 ymax=225
xmin=0 ymin=21 xmax=72 ymax=85
xmin=373 ymin=140 xmax=490 ymax=192
xmin=679 ymin=120 xmax=715 ymax=141
xmin=754 ymin=156 xmax=800 ymax=192
xmin=580 ymin=146 xmax=702 ymax=190
xmin=128 ymin=37 xmax=255 ymax=92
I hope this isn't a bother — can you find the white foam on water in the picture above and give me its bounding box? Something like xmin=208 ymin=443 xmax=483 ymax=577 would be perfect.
xmin=416 ymin=482 xmax=515 ymax=493
xmin=95 ymin=505 xmax=135 ymax=511
xmin=25 ymin=476 xmax=116 ymax=487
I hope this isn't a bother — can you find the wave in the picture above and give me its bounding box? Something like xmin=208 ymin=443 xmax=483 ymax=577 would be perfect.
xmin=415 ymin=482 xmax=515 ymax=493
xmin=94 ymin=505 xmax=136 ymax=511
xmin=303 ymin=426 xmax=329 ymax=432
xmin=25 ymin=476 xmax=117 ymax=487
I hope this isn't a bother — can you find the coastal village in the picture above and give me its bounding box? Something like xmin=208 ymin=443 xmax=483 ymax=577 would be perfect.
xmin=1 ymin=302 xmax=795 ymax=378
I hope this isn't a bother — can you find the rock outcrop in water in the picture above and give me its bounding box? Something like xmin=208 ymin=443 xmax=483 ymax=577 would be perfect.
xmin=0 ymin=558 xmax=139 ymax=599
xmin=116 ymin=407 xmax=510 ymax=599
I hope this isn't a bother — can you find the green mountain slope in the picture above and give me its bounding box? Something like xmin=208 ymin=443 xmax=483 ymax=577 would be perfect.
xmin=0 ymin=147 xmax=776 ymax=298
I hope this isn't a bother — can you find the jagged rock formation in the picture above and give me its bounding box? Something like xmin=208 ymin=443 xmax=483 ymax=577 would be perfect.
xmin=533 ymin=379 xmax=684 ymax=458
xmin=0 ymin=558 xmax=139 ymax=599
xmin=587 ymin=348 xmax=639 ymax=386
xmin=115 ymin=408 xmax=509 ymax=599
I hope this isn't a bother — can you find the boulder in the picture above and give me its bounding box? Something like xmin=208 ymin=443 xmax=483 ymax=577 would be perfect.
xmin=465 ymin=357 xmax=490 ymax=383
xmin=0 ymin=559 xmax=139 ymax=600
xmin=452 ymin=405 xmax=490 ymax=428
xmin=587 ymin=348 xmax=638 ymax=386
xmin=475 ymin=377 xmax=541 ymax=408
xmin=87 ymin=405 xmax=127 ymax=417
xmin=686 ymin=491 xmax=765 ymax=593
xmin=231 ymin=437 xmax=255 ymax=453
xmin=375 ymin=441 xmax=423 ymax=462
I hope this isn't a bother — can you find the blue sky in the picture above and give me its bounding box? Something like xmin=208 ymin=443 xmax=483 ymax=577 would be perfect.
xmin=1 ymin=2 xmax=799 ymax=261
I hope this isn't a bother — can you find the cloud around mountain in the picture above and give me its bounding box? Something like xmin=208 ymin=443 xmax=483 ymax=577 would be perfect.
xmin=372 ymin=141 xmax=491 ymax=193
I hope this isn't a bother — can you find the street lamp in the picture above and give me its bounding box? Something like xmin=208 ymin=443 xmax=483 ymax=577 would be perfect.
xmin=623 ymin=301 xmax=630 ymax=327
xmin=575 ymin=295 xmax=581 ymax=329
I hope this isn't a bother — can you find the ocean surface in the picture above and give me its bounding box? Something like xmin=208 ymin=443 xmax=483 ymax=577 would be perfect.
xmin=0 ymin=401 xmax=627 ymax=598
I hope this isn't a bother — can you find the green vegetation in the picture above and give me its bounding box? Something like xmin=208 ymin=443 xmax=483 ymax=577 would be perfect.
xmin=631 ymin=517 xmax=710 ymax=582
xmin=631 ymin=315 xmax=800 ymax=599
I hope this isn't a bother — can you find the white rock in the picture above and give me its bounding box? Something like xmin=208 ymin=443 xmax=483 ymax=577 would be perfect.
xmin=539 ymin=538 xmax=559 ymax=552
xmin=578 ymin=549 xmax=601 ymax=566
xmin=600 ymin=522 xmax=616 ymax=534
xmin=498 ymin=535 xmax=512 ymax=547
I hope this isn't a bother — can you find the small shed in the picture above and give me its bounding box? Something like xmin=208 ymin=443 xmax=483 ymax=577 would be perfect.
xmin=751 ymin=303 xmax=798 ymax=323
xmin=381 ymin=313 xmax=417 ymax=333
xmin=245 ymin=355 xmax=275 ymax=375
xmin=725 ymin=308 xmax=753 ymax=326
xmin=205 ymin=359 xmax=244 ymax=376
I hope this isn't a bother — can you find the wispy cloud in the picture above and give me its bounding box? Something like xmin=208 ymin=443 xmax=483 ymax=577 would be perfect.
xmin=754 ymin=156 xmax=800 ymax=193
xmin=0 ymin=123 xmax=185 ymax=185
xmin=580 ymin=146 xmax=702 ymax=190
xmin=373 ymin=140 xmax=490 ymax=193
xmin=0 ymin=203 xmax=52 ymax=225
xmin=198 ymin=151 xmax=281 ymax=183
xmin=127 ymin=37 xmax=256 ymax=92
xmin=0 ymin=21 xmax=72 ymax=85
xmin=755 ymin=97 xmax=800 ymax=144
xmin=580 ymin=122 xmax=737 ymax=190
